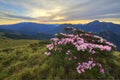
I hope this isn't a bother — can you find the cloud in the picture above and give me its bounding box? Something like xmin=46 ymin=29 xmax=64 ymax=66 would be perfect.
xmin=0 ymin=0 xmax=120 ymax=24
xmin=0 ymin=12 xmax=35 ymax=20
xmin=55 ymin=0 xmax=120 ymax=20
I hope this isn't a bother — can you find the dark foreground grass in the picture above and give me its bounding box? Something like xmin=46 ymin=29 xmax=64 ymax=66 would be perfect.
xmin=0 ymin=40 xmax=120 ymax=80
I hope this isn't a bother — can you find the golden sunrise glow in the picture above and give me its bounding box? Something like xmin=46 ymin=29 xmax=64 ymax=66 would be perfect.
xmin=52 ymin=16 xmax=65 ymax=20
xmin=99 ymin=18 xmax=120 ymax=24
xmin=0 ymin=19 xmax=120 ymax=25
xmin=36 ymin=19 xmax=120 ymax=24
xmin=29 ymin=9 xmax=51 ymax=17
xmin=0 ymin=20 xmax=28 ymax=25
xmin=28 ymin=7 xmax=62 ymax=18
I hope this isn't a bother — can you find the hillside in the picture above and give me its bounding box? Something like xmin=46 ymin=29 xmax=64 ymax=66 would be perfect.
xmin=0 ymin=40 xmax=49 ymax=80
xmin=0 ymin=40 xmax=120 ymax=80
xmin=0 ymin=38 xmax=39 ymax=49
xmin=0 ymin=29 xmax=53 ymax=40
xmin=0 ymin=28 xmax=120 ymax=80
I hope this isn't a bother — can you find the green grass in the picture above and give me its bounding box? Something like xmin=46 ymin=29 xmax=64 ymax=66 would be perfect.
xmin=0 ymin=40 xmax=120 ymax=80
xmin=0 ymin=38 xmax=39 ymax=49
xmin=0 ymin=40 xmax=48 ymax=80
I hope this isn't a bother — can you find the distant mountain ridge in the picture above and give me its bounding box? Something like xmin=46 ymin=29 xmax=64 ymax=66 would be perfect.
xmin=0 ymin=29 xmax=53 ymax=40
xmin=0 ymin=20 xmax=120 ymax=50
xmin=0 ymin=22 xmax=59 ymax=34
xmin=81 ymin=20 xmax=120 ymax=35
xmin=0 ymin=20 xmax=120 ymax=35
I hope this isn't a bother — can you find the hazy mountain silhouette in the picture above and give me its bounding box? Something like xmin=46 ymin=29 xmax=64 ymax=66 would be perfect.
xmin=0 ymin=20 xmax=120 ymax=50
xmin=0 ymin=20 xmax=120 ymax=35
xmin=0 ymin=29 xmax=53 ymax=40
xmin=80 ymin=20 xmax=120 ymax=35
xmin=0 ymin=22 xmax=59 ymax=34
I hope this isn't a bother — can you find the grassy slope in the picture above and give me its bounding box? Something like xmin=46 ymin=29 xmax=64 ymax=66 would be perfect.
xmin=0 ymin=40 xmax=120 ymax=80
xmin=0 ymin=40 xmax=48 ymax=80
xmin=0 ymin=38 xmax=39 ymax=49
xmin=0 ymin=32 xmax=39 ymax=49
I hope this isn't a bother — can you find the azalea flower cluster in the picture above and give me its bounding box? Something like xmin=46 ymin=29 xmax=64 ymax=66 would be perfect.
xmin=76 ymin=59 xmax=105 ymax=74
xmin=44 ymin=28 xmax=116 ymax=74
xmin=45 ymin=33 xmax=115 ymax=54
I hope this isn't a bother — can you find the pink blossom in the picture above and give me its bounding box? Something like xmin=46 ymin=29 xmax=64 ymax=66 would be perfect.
xmin=68 ymin=57 xmax=72 ymax=61
xmin=97 ymin=63 xmax=102 ymax=68
xmin=44 ymin=52 xmax=51 ymax=56
xmin=106 ymin=41 xmax=116 ymax=47
xmin=76 ymin=65 xmax=85 ymax=74
xmin=78 ymin=62 xmax=81 ymax=65
xmin=47 ymin=44 xmax=54 ymax=50
xmin=82 ymin=62 xmax=89 ymax=69
xmin=77 ymin=60 xmax=96 ymax=74
xmin=66 ymin=50 xmax=71 ymax=55
xmin=103 ymin=46 xmax=111 ymax=51
xmin=91 ymin=50 xmax=96 ymax=54
xmin=51 ymin=38 xmax=59 ymax=42
xmin=99 ymin=68 xmax=105 ymax=74
xmin=73 ymin=56 xmax=77 ymax=59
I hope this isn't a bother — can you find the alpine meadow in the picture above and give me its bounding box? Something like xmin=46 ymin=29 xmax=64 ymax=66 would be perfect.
xmin=0 ymin=0 xmax=120 ymax=80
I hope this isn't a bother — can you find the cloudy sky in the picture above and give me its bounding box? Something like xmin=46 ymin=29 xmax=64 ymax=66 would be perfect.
xmin=0 ymin=0 xmax=120 ymax=24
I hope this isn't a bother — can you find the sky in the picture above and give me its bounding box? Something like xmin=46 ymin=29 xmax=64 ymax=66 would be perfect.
xmin=0 ymin=0 xmax=120 ymax=24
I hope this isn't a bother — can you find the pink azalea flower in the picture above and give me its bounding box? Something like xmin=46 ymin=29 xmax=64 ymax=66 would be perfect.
xmin=44 ymin=52 xmax=51 ymax=56
xmin=76 ymin=65 xmax=85 ymax=74
xmin=103 ymin=46 xmax=111 ymax=51
xmin=82 ymin=62 xmax=89 ymax=69
xmin=100 ymin=68 xmax=105 ymax=74
xmin=78 ymin=62 xmax=81 ymax=65
xmin=97 ymin=63 xmax=102 ymax=68
xmin=73 ymin=56 xmax=77 ymax=59
xmin=68 ymin=57 xmax=72 ymax=61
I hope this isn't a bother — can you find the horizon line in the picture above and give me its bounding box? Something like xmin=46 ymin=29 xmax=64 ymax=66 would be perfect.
xmin=0 ymin=20 xmax=120 ymax=25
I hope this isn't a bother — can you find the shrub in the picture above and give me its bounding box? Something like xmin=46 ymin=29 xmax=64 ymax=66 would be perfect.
xmin=44 ymin=27 xmax=116 ymax=79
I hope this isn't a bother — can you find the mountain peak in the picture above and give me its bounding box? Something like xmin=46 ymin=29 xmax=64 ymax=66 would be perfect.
xmin=86 ymin=20 xmax=100 ymax=25
xmin=16 ymin=22 xmax=38 ymax=25
xmin=91 ymin=20 xmax=100 ymax=23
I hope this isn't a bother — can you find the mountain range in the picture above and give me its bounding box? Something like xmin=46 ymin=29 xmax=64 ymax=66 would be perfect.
xmin=0 ymin=20 xmax=120 ymax=50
